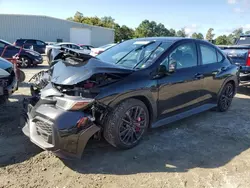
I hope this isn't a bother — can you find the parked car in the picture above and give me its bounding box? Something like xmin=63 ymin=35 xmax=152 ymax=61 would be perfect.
xmin=22 ymin=37 xmax=239 ymax=159
xmin=14 ymin=39 xmax=47 ymax=54
xmin=0 ymin=57 xmax=18 ymax=104
xmin=79 ymin=44 xmax=94 ymax=54
xmin=90 ymin=43 xmax=116 ymax=56
xmin=0 ymin=39 xmax=43 ymax=68
xmin=219 ymin=35 xmax=250 ymax=75
xmin=45 ymin=42 xmax=57 ymax=45
xmin=45 ymin=42 xmax=91 ymax=56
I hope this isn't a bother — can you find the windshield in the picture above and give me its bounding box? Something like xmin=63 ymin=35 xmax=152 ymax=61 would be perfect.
xmin=97 ymin=40 xmax=172 ymax=69
xmin=236 ymin=37 xmax=250 ymax=45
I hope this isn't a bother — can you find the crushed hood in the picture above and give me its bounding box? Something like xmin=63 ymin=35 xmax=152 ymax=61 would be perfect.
xmin=51 ymin=58 xmax=133 ymax=85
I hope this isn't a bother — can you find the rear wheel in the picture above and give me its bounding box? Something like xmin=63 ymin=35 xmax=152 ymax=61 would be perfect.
xmin=217 ymin=82 xmax=234 ymax=112
xmin=104 ymin=99 xmax=149 ymax=149
xmin=19 ymin=56 xmax=31 ymax=68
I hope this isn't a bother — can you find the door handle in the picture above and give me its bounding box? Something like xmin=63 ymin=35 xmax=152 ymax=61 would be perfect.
xmin=194 ymin=73 xmax=204 ymax=79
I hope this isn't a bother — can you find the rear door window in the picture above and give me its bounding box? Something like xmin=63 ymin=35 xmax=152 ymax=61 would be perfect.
xmin=217 ymin=51 xmax=224 ymax=62
xmin=200 ymin=44 xmax=217 ymax=65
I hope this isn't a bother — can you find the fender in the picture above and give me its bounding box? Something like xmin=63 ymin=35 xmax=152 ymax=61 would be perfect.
xmin=103 ymin=90 xmax=158 ymax=124
xmin=216 ymin=75 xmax=239 ymax=103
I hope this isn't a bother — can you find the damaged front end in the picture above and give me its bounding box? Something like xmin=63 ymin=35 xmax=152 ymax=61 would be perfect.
xmin=22 ymin=56 xmax=132 ymax=158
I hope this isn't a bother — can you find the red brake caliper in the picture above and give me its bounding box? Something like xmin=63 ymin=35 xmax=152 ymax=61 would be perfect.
xmin=135 ymin=117 xmax=141 ymax=132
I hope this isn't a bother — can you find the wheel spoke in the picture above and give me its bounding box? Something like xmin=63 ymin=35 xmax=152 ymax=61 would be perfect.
xmin=126 ymin=111 xmax=133 ymax=122
xmin=121 ymin=129 xmax=130 ymax=142
xmin=120 ymin=128 xmax=129 ymax=136
xmin=134 ymin=107 xmax=139 ymax=119
xmin=136 ymin=108 xmax=142 ymax=119
xmin=122 ymin=118 xmax=131 ymax=125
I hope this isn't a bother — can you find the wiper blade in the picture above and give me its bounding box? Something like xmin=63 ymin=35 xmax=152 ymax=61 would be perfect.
xmin=115 ymin=41 xmax=156 ymax=65
xmin=133 ymin=42 xmax=162 ymax=69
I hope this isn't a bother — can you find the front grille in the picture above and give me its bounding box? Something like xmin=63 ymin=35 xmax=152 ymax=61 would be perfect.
xmin=34 ymin=119 xmax=53 ymax=143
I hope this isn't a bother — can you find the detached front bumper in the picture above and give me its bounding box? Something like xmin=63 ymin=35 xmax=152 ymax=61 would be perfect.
xmin=22 ymin=99 xmax=100 ymax=159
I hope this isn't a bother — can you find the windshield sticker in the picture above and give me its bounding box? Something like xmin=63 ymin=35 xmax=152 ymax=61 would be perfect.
xmin=133 ymin=41 xmax=151 ymax=45
xmin=240 ymin=37 xmax=246 ymax=40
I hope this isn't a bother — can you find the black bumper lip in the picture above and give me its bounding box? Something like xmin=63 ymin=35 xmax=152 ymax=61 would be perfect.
xmin=21 ymin=99 xmax=100 ymax=159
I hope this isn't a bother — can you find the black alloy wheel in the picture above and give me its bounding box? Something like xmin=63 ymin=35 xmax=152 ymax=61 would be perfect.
xmin=104 ymin=98 xmax=149 ymax=149
xmin=217 ymin=83 xmax=234 ymax=112
xmin=119 ymin=106 xmax=147 ymax=146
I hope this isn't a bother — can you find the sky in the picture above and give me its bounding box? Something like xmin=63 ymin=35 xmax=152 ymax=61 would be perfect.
xmin=1 ymin=0 xmax=250 ymax=36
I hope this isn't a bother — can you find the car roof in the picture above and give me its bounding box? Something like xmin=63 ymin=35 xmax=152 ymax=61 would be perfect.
xmin=132 ymin=37 xmax=185 ymax=43
xmin=16 ymin=39 xmax=44 ymax=42
xmin=130 ymin=37 xmax=214 ymax=46
xmin=57 ymin=42 xmax=78 ymax=45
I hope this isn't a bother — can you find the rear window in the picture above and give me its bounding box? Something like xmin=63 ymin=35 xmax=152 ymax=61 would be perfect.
xmin=236 ymin=37 xmax=250 ymax=45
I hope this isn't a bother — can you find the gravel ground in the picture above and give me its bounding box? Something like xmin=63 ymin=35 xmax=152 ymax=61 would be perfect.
xmin=1 ymin=62 xmax=250 ymax=188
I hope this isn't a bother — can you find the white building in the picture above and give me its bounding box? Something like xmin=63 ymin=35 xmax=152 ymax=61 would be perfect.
xmin=0 ymin=14 xmax=115 ymax=47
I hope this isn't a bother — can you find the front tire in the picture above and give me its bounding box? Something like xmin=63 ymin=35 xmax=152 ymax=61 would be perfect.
xmin=103 ymin=99 xmax=149 ymax=149
xmin=217 ymin=82 xmax=234 ymax=112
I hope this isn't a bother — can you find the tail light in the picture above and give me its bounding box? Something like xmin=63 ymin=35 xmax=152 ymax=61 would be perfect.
xmin=247 ymin=50 xmax=250 ymax=66
xmin=55 ymin=96 xmax=94 ymax=111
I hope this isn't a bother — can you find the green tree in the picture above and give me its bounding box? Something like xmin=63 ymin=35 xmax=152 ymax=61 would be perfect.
xmin=135 ymin=20 xmax=171 ymax=38
xmin=192 ymin=32 xmax=204 ymax=39
xmin=176 ymin=28 xmax=187 ymax=37
xmin=191 ymin=32 xmax=198 ymax=39
xmin=232 ymin=28 xmax=243 ymax=39
xmin=134 ymin=20 xmax=156 ymax=37
xmin=227 ymin=34 xmax=235 ymax=44
xmin=169 ymin=28 xmax=176 ymax=36
xmin=215 ymin=35 xmax=229 ymax=45
xmin=101 ymin=16 xmax=116 ymax=28
xmin=245 ymin=30 xmax=250 ymax=35
xmin=206 ymin=28 xmax=215 ymax=41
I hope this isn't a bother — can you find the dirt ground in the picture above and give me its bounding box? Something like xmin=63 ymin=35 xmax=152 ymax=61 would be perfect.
xmin=1 ymin=62 xmax=250 ymax=188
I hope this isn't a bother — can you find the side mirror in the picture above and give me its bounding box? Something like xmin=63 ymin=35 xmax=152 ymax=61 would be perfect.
xmin=168 ymin=60 xmax=177 ymax=73
xmin=158 ymin=64 xmax=167 ymax=75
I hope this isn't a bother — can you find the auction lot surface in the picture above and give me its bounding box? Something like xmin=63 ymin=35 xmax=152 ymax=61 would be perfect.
xmin=1 ymin=62 xmax=250 ymax=188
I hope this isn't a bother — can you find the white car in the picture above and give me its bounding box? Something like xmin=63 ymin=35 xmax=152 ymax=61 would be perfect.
xmin=45 ymin=42 xmax=91 ymax=56
xmin=90 ymin=43 xmax=116 ymax=56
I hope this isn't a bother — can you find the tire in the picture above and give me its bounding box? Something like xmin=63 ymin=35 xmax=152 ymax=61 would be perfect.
xmin=19 ymin=70 xmax=26 ymax=83
xmin=19 ymin=56 xmax=31 ymax=68
xmin=103 ymin=98 xmax=149 ymax=149
xmin=217 ymin=82 xmax=234 ymax=112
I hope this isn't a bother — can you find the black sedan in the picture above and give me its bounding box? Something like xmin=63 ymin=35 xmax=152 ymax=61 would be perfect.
xmin=0 ymin=39 xmax=43 ymax=68
xmin=22 ymin=37 xmax=239 ymax=159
